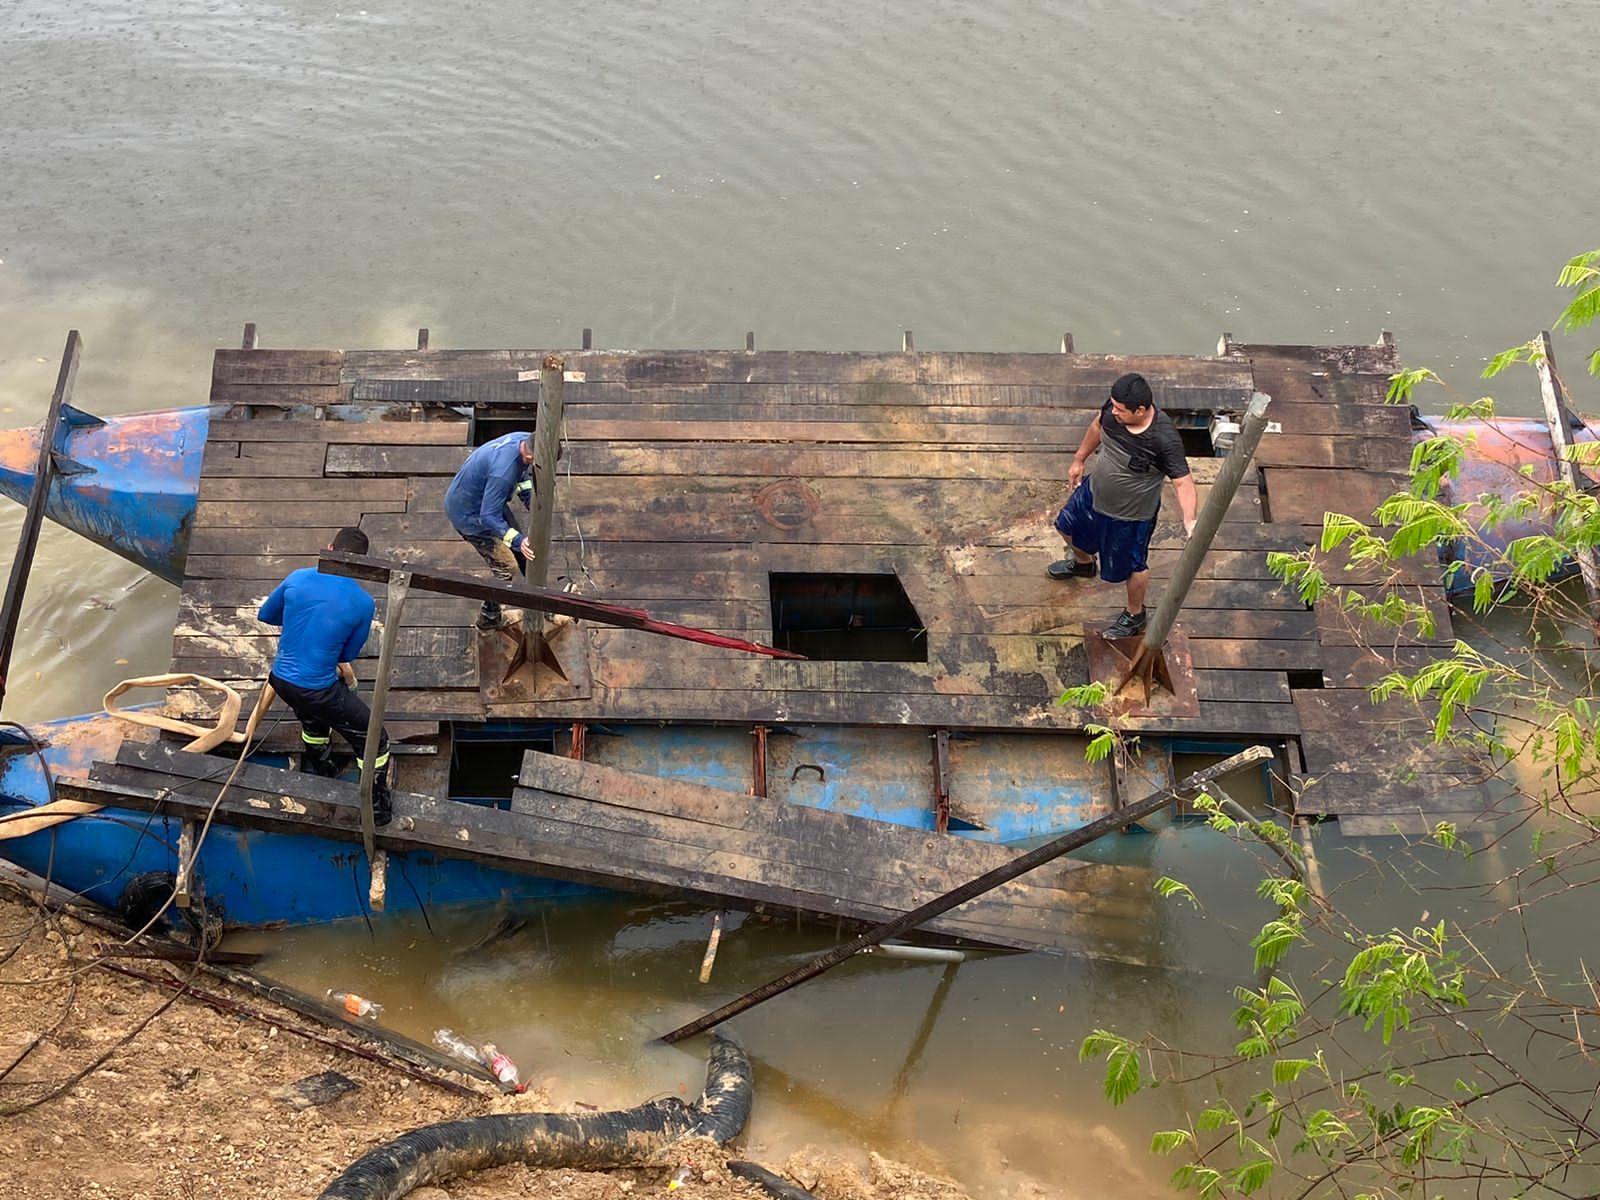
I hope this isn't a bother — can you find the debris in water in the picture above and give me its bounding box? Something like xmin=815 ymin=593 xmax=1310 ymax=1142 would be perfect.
xmin=326 ymin=989 xmax=383 ymax=1019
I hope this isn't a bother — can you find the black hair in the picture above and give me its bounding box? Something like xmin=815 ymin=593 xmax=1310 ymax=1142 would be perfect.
xmin=331 ymin=527 xmax=369 ymax=555
xmin=1110 ymin=373 xmax=1154 ymax=410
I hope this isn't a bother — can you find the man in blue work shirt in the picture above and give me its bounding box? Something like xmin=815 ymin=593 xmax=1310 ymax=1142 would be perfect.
xmin=258 ymin=527 xmax=392 ymax=825
xmin=444 ymin=430 xmax=536 ymax=630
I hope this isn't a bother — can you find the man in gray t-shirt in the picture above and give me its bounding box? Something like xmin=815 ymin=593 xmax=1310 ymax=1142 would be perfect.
xmin=1049 ymin=373 xmax=1199 ymax=638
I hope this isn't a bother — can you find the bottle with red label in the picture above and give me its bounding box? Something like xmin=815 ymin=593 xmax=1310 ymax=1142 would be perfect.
xmin=326 ymin=989 xmax=383 ymax=1019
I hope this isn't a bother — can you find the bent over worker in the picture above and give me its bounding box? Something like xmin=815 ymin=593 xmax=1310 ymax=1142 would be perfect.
xmin=258 ymin=527 xmax=392 ymax=825
xmin=1049 ymin=372 xmax=1199 ymax=639
xmin=444 ymin=430 xmax=535 ymax=630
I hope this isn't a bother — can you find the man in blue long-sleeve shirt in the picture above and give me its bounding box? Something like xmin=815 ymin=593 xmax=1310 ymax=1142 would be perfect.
xmin=258 ymin=527 xmax=392 ymax=825
xmin=443 ymin=430 xmax=535 ymax=630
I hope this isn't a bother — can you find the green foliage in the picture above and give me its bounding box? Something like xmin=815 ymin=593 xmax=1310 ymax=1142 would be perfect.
xmin=1154 ymin=875 xmax=1200 ymax=908
xmin=1083 ymin=723 xmax=1118 ymax=764
xmin=1385 ymin=367 xmax=1440 ymax=402
xmin=1339 ymin=924 xmax=1465 ymax=1044
xmin=1058 ymin=680 xmax=1109 ymax=710
xmin=1079 ymin=1029 xmax=1143 ymax=1105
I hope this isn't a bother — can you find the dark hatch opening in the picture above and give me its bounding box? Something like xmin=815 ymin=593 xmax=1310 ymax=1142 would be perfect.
xmin=769 ymin=572 xmax=927 ymax=662
xmin=1166 ymin=410 xmax=1218 ymax=457
xmin=1287 ymin=670 xmax=1326 ymax=690
xmin=448 ymin=727 xmax=556 ymax=807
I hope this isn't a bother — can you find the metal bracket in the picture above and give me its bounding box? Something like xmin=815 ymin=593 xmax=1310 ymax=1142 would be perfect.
xmin=1082 ymin=624 xmax=1201 ymax=718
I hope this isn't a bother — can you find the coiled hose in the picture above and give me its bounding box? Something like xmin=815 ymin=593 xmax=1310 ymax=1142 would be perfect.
xmin=318 ymin=1035 xmax=753 ymax=1200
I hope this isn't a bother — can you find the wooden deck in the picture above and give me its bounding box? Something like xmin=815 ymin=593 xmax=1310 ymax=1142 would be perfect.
xmin=161 ymin=337 xmax=1492 ymax=833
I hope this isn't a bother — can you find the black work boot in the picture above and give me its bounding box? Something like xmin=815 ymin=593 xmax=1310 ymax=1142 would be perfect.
xmin=1104 ymin=608 xmax=1148 ymax=639
xmin=476 ymin=601 xmax=507 ymax=632
xmin=1047 ymin=558 xmax=1097 ymax=581
xmin=371 ymin=767 xmax=394 ymax=828
xmin=300 ymin=741 xmax=340 ymax=778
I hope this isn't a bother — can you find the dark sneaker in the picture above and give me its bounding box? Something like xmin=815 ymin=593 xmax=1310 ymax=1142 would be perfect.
xmin=1104 ymin=608 xmax=1148 ymax=639
xmin=1047 ymin=558 xmax=1097 ymax=581
xmin=476 ymin=608 xmax=508 ymax=632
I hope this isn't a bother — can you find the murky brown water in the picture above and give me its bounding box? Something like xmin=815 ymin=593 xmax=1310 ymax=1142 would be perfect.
xmin=4 ymin=1 xmax=1599 ymax=1193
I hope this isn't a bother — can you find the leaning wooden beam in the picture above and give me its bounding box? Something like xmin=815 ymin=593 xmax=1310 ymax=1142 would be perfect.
xmin=0 ymin=331 xmax=83 ymax=711
xmin=658 ymin=745 xmax=1272 ymax=1044
xmin=318 ymin=550 xmax=803 ymax=659
xmin=358 ymin=568 xmax=410 ymax=871
xmin=1535 ymin=330 xmax=1600 ymax=625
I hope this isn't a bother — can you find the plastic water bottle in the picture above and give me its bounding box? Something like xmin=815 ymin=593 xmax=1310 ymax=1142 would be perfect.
xmin=432 ymin=1027 xmax=483 ymax=1067
xmin=481 ymin=1042 xmax=520 ymax=1087
xmin=326 ymin=989 xmax=383 ymax=1019
xmin=667 ymin=1165 xmax=693 ymax=1190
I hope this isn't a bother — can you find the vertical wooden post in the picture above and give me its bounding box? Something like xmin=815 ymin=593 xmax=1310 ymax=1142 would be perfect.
xmin=569 ymin=721 xmax=587 ymax=761
xmin=1217 ymin=332 xmax=1234 ymax=356
xmin=745 ymin=331 xmax=756 ymax=352
xmin=581 ymin=328 xmax=593 ymax=351
xmin=902 ymin=330 xmax=914 ymax=352
xmin=1060 ymin=333 xmax=1074 ymax=354
xmin=750 ymin=726 xmax=768 ymax=798
xmin=931 ymin=730 xmax=951 ymax=834
xmin=358 ymin=569 xmax=410 ymax=865
xmin=241 ymin=323 xmax=259 ymax=350
xmin=1536 ymin=331 xmax=1600 ymax=624
xmin=520 ymin=356 xmax=566 ymax=663
xmin=0 ymin=331 xmax=83 ymax=713
xmin=416 ymin=328 xmax=430 ymax=351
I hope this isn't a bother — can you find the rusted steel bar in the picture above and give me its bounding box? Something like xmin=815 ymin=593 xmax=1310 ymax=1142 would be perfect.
xmin=358 ymin=569 xmax=410 ymax=868
xmin=1119 ymin=391 xmax=1272 ymax=691
xmin=658 ymin=745 xmax=1273 ymax=1044
xmin=931 ymin=730 xmax=951 ymax=834
xmin=0 ymin=331 xmax=83 ymax=712
xmin=319 ymin=551 xmax=803 ymax=659
xmin=1535 ymin=330 xmax=1600 ymax=624
xmin=569 ymin=721 xmax=587 ymax=761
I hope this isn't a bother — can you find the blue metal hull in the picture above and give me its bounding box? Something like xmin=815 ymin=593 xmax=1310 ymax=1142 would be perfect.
xmin=0 ymin=405 xmax=209 ymax=583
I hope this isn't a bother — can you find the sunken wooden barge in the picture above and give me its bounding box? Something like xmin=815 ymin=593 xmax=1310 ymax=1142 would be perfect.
xmin=0 ymin=330 xmax=1500 ymax=958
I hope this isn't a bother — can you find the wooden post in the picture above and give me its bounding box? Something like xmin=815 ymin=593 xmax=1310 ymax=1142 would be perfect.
xmin=0 ymin=331 xmax=83 ymax=713
xmin=521 ymin=356 xmax=566 ymax=664
xmin=174 ymin=820 xmax=195 ymax=909
xmin=745 ymin=332 xmax=756 ymax=352
xmin=1060 ymin=333 xmax=1074 ymax=354
xmin=569 ymin=722 xmax=587 ymax=761
xmin=659 ymin=746 xmax=1272 ymax=1043
xmin=902 ymin=330 xmax=914 ymax=352
xmin=416 ymin=328 xmax=430 ymax=351
xmin=750 ymin=726 xmax=768 ymax=798
xmin=697 ymin=911 xmax=724 ymax=984
xmin=241 ymin=323 xmax=258 ymax=350
xmin=581 ymin=328 xmax=592 ymax=350
xmin=358 ymin=569 xmax=410 ymax=864
xmin=1535 ymin=330 xmax=1600 ymax=623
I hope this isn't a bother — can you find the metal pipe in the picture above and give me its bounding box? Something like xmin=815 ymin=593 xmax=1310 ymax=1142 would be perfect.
xmin=1138 ymin=392 xmax=1273 ymax=660
xmin=860 ymin=943 xmax=966 ymax=964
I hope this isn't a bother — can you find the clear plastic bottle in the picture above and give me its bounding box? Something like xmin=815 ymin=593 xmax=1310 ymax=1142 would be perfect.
xmin=326 ymin=989 xmax=383 ymax=1019
xmin=480 ymin=1042 xmax=520 ymax=1087
xmin=432 ymin=1027 xmax=483 ymax=1067
xmin=667 ymin=1165 xmax=693 ymax=1191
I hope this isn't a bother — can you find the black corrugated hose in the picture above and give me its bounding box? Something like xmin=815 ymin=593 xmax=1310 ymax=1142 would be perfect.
xmin=317 ymin=1035 xmax=753 ymax=1200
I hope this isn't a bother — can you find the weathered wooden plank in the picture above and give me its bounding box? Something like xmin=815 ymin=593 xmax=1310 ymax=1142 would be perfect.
xmin=1187 ymin=639 xmax=1326 ymax=672
xmin=210 ymin=383 xmax=345 ymax=407
xmin=206 ymin=418 xmax=470 ymax=445
xmin=176 ymin=596 xmax=474 ymax=635
xmin=188 ymin=526 xmax=345 ymax=556
xmin=326 ymin=444 xmax=471 ymax=476
xmin=195 ymin=476 xmax=411 ymax=503
xmin=200 ymin=441 xmax=328 ymax=478
xmin=1260 ymin=467 xmax=1408 ymax=524
xmin=213 ymin=350 xmax=343 ymax=386
xmin=194 ymin=500 xmax=409 ymax=528
xmin=1195 ymin=669 xmax=1291 ymax=704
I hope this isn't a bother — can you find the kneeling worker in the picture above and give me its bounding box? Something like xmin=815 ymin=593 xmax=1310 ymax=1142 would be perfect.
xmin=258 ymin=527 xmax=392 ymax=825
xmin=1050 ymin=372 xmax=1198 ymax=639
xmin=444 ymin=431 xmax=535 ymax=631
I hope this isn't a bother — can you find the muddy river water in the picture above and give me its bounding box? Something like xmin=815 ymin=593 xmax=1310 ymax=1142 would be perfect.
xmin=3 ymin=1 xmax=1599 ymax=1194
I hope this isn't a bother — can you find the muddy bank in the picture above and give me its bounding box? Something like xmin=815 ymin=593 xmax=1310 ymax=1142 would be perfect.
xmin=0 ymin=893 xmax=982 ymax=1200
